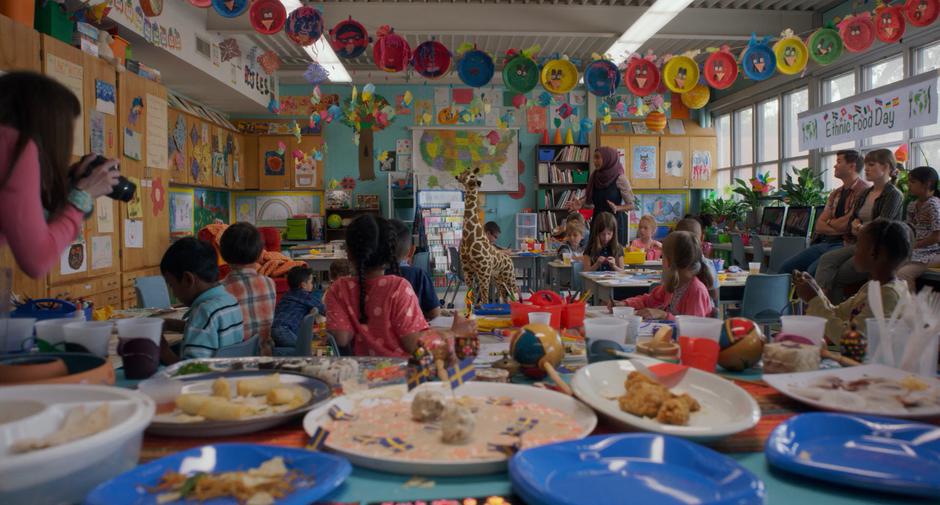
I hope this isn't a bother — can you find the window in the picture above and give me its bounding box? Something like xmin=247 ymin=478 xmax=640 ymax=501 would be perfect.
xmin=758 ymin=99 xmax=779 ymax=163
xmin=864 ymin=55 xmax=904 ymax=145
xmin=717 ymin=114 xmax=731 ymax=168
xmin=783 ymin=89 xmax=808 ymax=158
xmin=914 ymin=139 xmax=940 ymax=168
xmin=734 ymin=108 xmax=753 ymax=166
xmin=717 ymin=167 xmax=732 ymax=189
xmin=823 ymin=73 xmax=856 ymax=152
xmin=822 ymin=154 xmax=838 ymax=190
xmin=916 ymin=41 xmax=940 ymax=138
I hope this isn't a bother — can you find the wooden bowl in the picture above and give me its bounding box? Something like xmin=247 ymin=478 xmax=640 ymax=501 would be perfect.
xmin=0 ymin=356 xmax=68 ymax=384
xmin=0 ymin=353 xmax=114 ymax=386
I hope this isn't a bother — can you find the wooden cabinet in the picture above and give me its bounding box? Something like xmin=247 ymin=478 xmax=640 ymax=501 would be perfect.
xmin=659 ymin=136 xmax=690 ymax=189
xmin=0 ymin=14 xmax=41 ymax=71
xmin=628 ymin=137 xmax=659 ymax=190
xmin=122 ymin=266 xmax=161 ymax=308
xmin=188 ymin=117 xmax=211 ymax=187
xmin=242 ymin=135 xmax=259 ymax=190
xmin=689 ymin=136 xmax=717 ymax=189
xmin=258 ymin=135 xmax=292 ymax=190
xmin=231 ymin=134 xmax=245 ymax=190
xmin=167 ymin=108 xmax=191 ymax=185
xmin=293 ymin=136 xmax=324 ymax=190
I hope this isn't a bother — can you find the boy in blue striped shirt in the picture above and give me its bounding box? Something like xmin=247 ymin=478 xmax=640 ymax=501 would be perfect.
xmin=159 ymin=238 xmax=245 ymax=364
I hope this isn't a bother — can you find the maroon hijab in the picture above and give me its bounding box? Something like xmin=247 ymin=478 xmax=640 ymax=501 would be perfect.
xmin=585 ymin=146 xmax=623 ymax=202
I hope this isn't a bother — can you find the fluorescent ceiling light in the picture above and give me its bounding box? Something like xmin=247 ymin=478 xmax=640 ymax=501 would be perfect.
xmin=606 ymin=0 xmax=694 ymax=65
xmin=282 ymin=0 xmax=352 ymax=83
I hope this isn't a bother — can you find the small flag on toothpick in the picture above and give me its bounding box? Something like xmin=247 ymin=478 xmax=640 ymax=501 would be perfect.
xmin=306 ymin=427 xmax=329 ymax=450
xmin=328 ymin=405 xmax=356 ymax=421
xmin=446 ymin=357 xmax=476 ymax=389
xmin=407 ymin=364 xmax=431 ymax=391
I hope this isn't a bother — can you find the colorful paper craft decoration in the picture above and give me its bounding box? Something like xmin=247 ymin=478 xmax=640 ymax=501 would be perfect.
xmin=219 ymin=38 xmax=241 ymax=62
xmin=249 ymin=0 xmax=286 ymax=35
xmin=645 ymin=111 xmax=667 ymax=132
xmin=285 ymin=6 xmax=324 ymax=46
xmin=373 ymin=26 xmax=411 ymax=72
xmin=703 ymin=48 xmax=738 ymax=89
xmin=540 ymin=57 xmax=578 ymax=95
xmin=188 ymin=0 xmax=211 ymax=7
xmin=437 ymin=107 xmax=459 ymax=124
xmin=257 ymin=50 xmax=281 ymax=75
xmin=875 ymin=4 xmax=906 ymax=43
xmin=140 ymin=0 xmax=163 ymax=17
xmin=681 ymin=83 xmax=710 ymax=110
xmin=211 ymin=0 xmax=248 ymax=18
xmin=905 ymin=0 xmax=939 ymax=27
xmin=808 ymin=26 xmax=843 ymax=66
xmin=839 ymin=13 xmax=875 ymax=53
xmin=584 ymin=59 xmax=621 ymax=97
xmin=458 ymin=49 xmax=496 ymax=87
xmin=412 ymin=40 xmax=452 ymax=79
xmin=662 ymin=55 xmax=699 ymax=94
xmin=330 ymin=17 xmax=370 ymax=59
xmin=740 ymin=35 xmax=776 ymax=81
xmin=773 ymin=32 xmax=808 ymax=75
xmin=503 ymin=50 xmax=540 ymax=93
xmin=624 ymin=55 xmax=661 ymax=97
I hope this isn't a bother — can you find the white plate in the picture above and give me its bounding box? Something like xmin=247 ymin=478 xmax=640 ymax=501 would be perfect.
xmin=571 ymin=359 xmax=760 ymax=440
xmin=763 ymin=364 xmax=940 ymax=419
xmin=302 ymin=382 xmax=597 ymax=476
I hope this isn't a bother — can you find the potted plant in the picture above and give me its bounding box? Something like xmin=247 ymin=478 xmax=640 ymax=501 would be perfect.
xmin=778 ymin=166 xmax=828 ymax=206
xmin=733 ymin=171 xmax=776 ymax=230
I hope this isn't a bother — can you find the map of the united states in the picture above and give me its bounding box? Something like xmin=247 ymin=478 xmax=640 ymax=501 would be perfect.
xmin=418 ymin=130 xmax=516 ymax=185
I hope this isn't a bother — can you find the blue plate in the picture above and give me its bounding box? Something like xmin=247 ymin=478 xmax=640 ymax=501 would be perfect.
xmin=765 ymin=413 xmax=940 ymax=497
xmin=475 ymin=303 xmax=510 ymax=316
xmin=85 ymin=443 xmax=351 ymax=505
xmin=509 ymin=434 xmax=765 ymax=505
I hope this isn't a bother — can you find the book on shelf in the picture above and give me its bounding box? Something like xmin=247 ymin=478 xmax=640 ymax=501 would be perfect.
xmin=540 ymin=188 xmax=585 ymax=210
xmin=538 ymin=163 xmax=588 ymax=184
xmin=551 ymin=145 xmax=590 ymax=162
xmin=538 ymin=211 xmax=559 ymax=233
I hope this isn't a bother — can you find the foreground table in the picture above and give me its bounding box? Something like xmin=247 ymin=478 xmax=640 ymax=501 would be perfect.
xmin=580 ymin=270 xmax=749 ymax=304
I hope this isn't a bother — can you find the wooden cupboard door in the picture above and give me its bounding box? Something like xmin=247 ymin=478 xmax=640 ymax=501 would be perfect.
xmin=121 ymin=178 xmax=169 ymax=271
xmin=42 ymin=35 xmax=85 ymax=166
xmin=258 ymin=136 xmax=291 ymax=190
xmin=167 ymin=108 xmax=191 ymax=184
xmin=242 ymin=135 xmax=259 ymax=190
xmin=188 ymin=117 xmax=212 ymax=187
xmin=117 ymin=71 xmax=148 ymax=180
xmin=293 ymin=136 xmax=323 ymax=190
xmin=231 ymin=134 xmax=245 ymax=190
xmin=627 ymin=137 xmax=659 ymax=189
xmin=689 ymin=136 xmax=717 ymax=189
xmin=210 ymin=126 xmax=225 ymax=188
xmin=659 ymin=136 xmax=690 ymax=189
xmin=0 ymin=15 xmax=41 ymax=72
xmin=0 ymin=245 xmax=47 ymax=300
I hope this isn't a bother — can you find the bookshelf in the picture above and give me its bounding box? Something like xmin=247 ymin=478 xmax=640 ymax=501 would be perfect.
xmin=415 ymin=190 xmax=464 ymax=283
xmin=536 ymin=144 xmax=590 ymax=234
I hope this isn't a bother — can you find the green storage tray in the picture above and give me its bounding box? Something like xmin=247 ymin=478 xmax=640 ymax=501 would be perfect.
xmin=35 ymin=2 xmax=73 ymax=44
xmin=571 ymin=169 xmax=589 ymax=184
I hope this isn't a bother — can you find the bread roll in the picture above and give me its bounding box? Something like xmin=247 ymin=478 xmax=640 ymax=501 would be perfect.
xmin=237 ymin=374 xmax=281 ymax=396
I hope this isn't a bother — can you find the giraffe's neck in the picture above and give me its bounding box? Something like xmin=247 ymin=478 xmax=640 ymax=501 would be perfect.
xmin=463 ymin=184 xmax=485 ymax=240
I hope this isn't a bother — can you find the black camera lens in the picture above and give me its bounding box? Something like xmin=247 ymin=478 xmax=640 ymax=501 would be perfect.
xmin=83 ymin=155 xmax=136 ymax=202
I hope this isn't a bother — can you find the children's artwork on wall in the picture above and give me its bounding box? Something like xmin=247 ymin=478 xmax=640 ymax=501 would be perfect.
xmin=414 ymin=99 xmax=433 ymax=126
xmin=377 ymin=150 xmax=396 ymax=172
xmin=96 ymin=196 xmax=113 ymax=233
xmin=665 ymin=150 xmax=684 ymax=177
xmin=127 ymin=177 xmax=143 ymax=219
xmin=123 ymin=128 xmax=142 ymax=160
xmin=632 ymin=145 xmax=657 ymax=180
xmin=395 ymin=94 xmax=412 ymax=115
xmin=90 ymin=111 xmax=105 ymax=155
xmin=151 ymin=177 xmax=165 ymax=216
xmin=526 ymin=106 xmax=546 ymax=134
xmin=60 ymin=240 xmax=87 ymax=275
xmin=95 ymin=80 xmax=115 ymax=115
xmin=691 ymin=150 xmax=713 ymax=181
xmin=396 ymin=138 xmax=412 ymax=155
xmin=193 ymin=189 xmax=230 ymax=231
xmin=235 ymin=196 xmax=256 ymax=224
xmin=128 ymin=96 xmax=144 ymax=126
xmin=169 ymin=189 xmax=194 ymax=235
xmin=256 ymin=194 xmax=317 ymax=226
xmin=294 ymin=156 xmax=317 ymax=188
xmin=433 ymin=87 xmax=450 ymax=108
xmin=212 ymin=151 xmax=224 ymax=178
xmin=146 ymin=93 xmax=168 ymax=169
xmin=264 ymin=150 xmax=285 ymax=176
xmin=124 ymin=219 xmax=143 ymax=249
xmin=90 ymin=235 xmax=112 ymax=270
xmin=632 ymin=192 xmax=687 ymax=230
xmin=356 ymin=194 xmax=380 ymax=209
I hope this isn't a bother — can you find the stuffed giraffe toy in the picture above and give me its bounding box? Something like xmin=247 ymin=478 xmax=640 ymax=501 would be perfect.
xmin=456 ymin=167 xmax=516 ymax=304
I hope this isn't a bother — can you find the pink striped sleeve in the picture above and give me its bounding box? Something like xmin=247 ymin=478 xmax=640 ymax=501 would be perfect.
xmin=0 ymin=135 xmax=83 ymax=278
xmin=671 ymin=278 xmax=714 ymax=318
xmin=623 ymin=285 xmax=668 ymax=310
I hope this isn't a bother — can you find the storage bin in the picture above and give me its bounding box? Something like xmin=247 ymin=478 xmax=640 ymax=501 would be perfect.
xmin=571 ymin=169 xmax=589 ymax=184
xmin=561 ymin=302 xmax=586 ymax=329
xmin=511 ymin=302 xmax=563 ymax=328
xmin=34 ymin=1 xmax=73 ymax=44
xmin=538 ymin=149 xmax=555 ymax=162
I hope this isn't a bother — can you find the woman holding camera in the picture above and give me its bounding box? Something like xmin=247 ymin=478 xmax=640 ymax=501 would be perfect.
xmin=0 ymin=72 xmax=121 ymax=278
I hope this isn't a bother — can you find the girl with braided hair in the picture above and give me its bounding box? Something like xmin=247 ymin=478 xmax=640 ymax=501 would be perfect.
xmin=325 ymin=214 xmax=474 ymax=359
xmin=794 ymin=218 xmax=912 ymax=346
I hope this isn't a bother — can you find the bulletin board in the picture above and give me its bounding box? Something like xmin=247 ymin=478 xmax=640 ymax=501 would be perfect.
xmin=628 ymin=190 xmax=690 ymax=239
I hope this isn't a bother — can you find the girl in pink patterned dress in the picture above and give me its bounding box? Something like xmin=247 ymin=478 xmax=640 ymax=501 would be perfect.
xmin=898 ymin=166 xmax=940 ymax=290
xmin=325 ymin=214 xmax=472 ymax=359
xmin=628 ymin=214 xmax=663 ymax=261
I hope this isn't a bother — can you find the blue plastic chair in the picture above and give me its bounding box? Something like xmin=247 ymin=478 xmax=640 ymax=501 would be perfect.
xmin=441 ymin=246 xmax=463 ymax=309
xmin=749 ymin=233 xmax=766 ymax=271
xmin=215 ymin=334 xmax=259 ymax=357
xmin=134 ymin=276 xmax=172 ymax=309
xmin=412 ymin=251 xmax=431 ymax=277
xmin=292 ymin=313 xmax=341 ymax=357
xmin=767 ymin=236 xmax=808 ymax=274
xmin=735 ymin=274 xmax=792 ymax=332
xmin=730 ymin=234 xmax=747 ymax=268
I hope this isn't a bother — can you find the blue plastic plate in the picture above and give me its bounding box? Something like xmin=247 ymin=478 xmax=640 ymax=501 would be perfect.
xmin=474 ymin=303 xmax=510 ymax=315
xmin=765 ymin=412 xmax=940 ymax=497
xmin=85 ymin=443 xmax=351 ymax=505
xmin=509 ymin=434 xmax=766 ymax=505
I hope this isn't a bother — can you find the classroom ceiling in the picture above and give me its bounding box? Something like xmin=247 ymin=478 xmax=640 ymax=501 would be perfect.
xmin=206 ymin=0 xmax=843 ymax=85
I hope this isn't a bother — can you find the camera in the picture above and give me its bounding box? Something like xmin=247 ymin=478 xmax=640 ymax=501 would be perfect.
xmin=77 ymin=155 xmax=136 ymax=202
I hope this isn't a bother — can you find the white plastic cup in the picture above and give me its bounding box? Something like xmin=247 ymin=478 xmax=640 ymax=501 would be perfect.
xmin=612 ymin=306 xmax=636 ymax=319
xmin=34 ymin=319 xmax=72 ymax=347
xmin=676 ymin=316 xmax=723 ymax=340
xmin=748 ymin=262 xmax=761 ymax=274
xmin=0 ymin=318 xmax=36 ymax=352
xmin=584 ymin=317 xmax=629 ymax=344
xmin=528 ymin=312 xmax=552 ymax=325
xmin=623 ymin=315 xmax=642 ymax=347
xmin=780 ymin=316 xmax=827 ymax=346
xmin=63 ymin=321 xmax=113 ymax=357
xmin=115 ymin=318 xmax=164 ymax=346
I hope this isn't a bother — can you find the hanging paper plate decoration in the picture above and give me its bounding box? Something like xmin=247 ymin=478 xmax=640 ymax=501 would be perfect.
xmin=624 ymin=54 xmax=660 ymax=97
xmin=503 ymin=50 xmax=540 ymax=94
xmin=373 ymin=26 xmax=411 ymax=73
xmin=285 ymin=6 xmax=324 ymax=46
xmin=704 ymin=48 xmax=738 ymax=88
xmin=905 ymin=0 xmax=939 ymax=27
xmin=740 ymin=35 xmax=776 ymax=81
xmin=412 ymin=40 xmax=451 ymax=80
xmin=772 ymin=32 xmax=808 ymax=75
xmin=584 ymin=59 xmax=621 ymax=97
xmin=249 ymin=0 xmax=286 ymax=35
xmin=458 ymin=48 xmax=495 ymax=87
xmin=681 ymin=84 xmax=710 ymax=110
xmin=330 ymin=18 xmax=370 ymax=59
xmin=540 ymin=57 xmax=578 ymax=95
xmin=875 ymin=4 xmax=906 ymax=43
xmin=808 ymin=26 xmax=843 ymax=65
xmin=257 ymin=50 xmax=281 ymax=75
xmin=188 ymin=0 xmax=211 ymax=7
xmin=140 ymin=0 xmax=163 ymax=17
xmin=211 ymin=0 xmax=248 ymax=18
xmin=839 ymin=13 xmax=875 ymax=53
xmin=645 ymin=111 xmax=667 ymax=132
xmin=662 ymin=55 xmax=699 ymax=94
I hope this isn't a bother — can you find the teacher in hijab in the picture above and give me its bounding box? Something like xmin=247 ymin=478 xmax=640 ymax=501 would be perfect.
xmin=565 ymin=146 xmax=635 ymax=220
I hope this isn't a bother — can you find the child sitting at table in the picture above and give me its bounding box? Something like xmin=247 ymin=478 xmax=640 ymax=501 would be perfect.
xmin=219 ymin=222 xmax=276 ymax=356
xmin=325 ymin=214 xmax=474 ymax=359
xmin=795 ymin=218 xmax=911 ymax=345
xmin=271 ymin=265 xmax=325 ymax=354
xmin=484 ymin=221 xmax=509 ymax=251
xmin=629 ymin=214 xmax=663 ymax=261
xmin=582 ymin=212 xmax=624 ymax=272
xmin=388 ymin=218 xmax=441 ymax=322
xmin=158 ymin=238 xmax=245 ymax=364
xmin=611 ymin=231 xmax=715 ymax=320
xmin=556 ymin=220 xmax=585 ymax=260
xmin=675 ymin=218 xmax=718 ymax=303
xmin=897 ymin=166 xmax=940 ymax=290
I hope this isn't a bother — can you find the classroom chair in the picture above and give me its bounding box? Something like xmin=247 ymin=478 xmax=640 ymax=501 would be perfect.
xmin=767 ymin=236 xmax=808 ymax=274
xmin=215 ymin=334 xmax=259 ymax=357
xmin=748 ymin=233 xmax=766 ymax=271
xmin=293 ymin=313 xmax=342 ymax=357
xmin=731 ymin=274 xmax=792 ymax=334
xmin=134 ymin=276 xmax=172 ymax=309
xmin=412 ymin=251 xmax=431 ymax=277
xmin=441 ymin=246 xmax=463 ymax=309
xmin=730 ymin=234 xmax=747 ymax=268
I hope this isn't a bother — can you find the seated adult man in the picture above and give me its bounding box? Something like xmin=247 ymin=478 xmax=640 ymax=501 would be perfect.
xmin=778 ymin=150 xmax=870 ymax=275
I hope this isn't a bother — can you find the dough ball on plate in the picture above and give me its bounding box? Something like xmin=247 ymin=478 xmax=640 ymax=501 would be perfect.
xmin=411 ymin=390 xmax=446 ymax=422
xmin=441 ymin=403 xmax=476 ymax=444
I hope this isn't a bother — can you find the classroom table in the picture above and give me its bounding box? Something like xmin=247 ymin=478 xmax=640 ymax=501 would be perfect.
xmin=579 ymin=270 xmax=749 ymax=304
xmin=510 ymin=252 xmax=553 ymax=292
xmin=712 ymin=242 xmax=773 ymax=255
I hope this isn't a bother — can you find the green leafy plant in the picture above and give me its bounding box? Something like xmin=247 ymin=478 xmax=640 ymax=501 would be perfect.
xmin=778 ymin=166 xmax=828 ymax=206
xmin=701 ymin=195 xmax=747 ymax=229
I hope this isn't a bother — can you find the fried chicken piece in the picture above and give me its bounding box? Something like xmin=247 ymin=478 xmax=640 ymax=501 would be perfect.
xmin=618 ymin=382 xmax=669 ymax=418
xmin=655 ymin=398 xmax=691 ymax=425
xmin=624 ymin=371 xmax=659 ymax=392
xmin=674 ymin=393 xmax=701 ymax=412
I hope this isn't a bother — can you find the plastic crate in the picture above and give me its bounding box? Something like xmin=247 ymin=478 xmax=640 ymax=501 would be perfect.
xmin=571 ymin=169 xmax=589 ymax=184
xmin=35 ymin=1 xmax=73 ymax=44
xmin=538 ymin=148 xmax=555 ymax=162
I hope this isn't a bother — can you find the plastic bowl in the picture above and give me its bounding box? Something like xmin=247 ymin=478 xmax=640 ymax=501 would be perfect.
xmin=34 ymin=319 xmax=72 ymax=348
xmin=0 ymin=385 xmax=154 ymax=505
xmin=0 ymin=318 xmax=36 ymax=353
xmin=584 ymin=317 xmax=628 ymax=344
xmin=779 ymin=316 xmax=827 ymax=346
